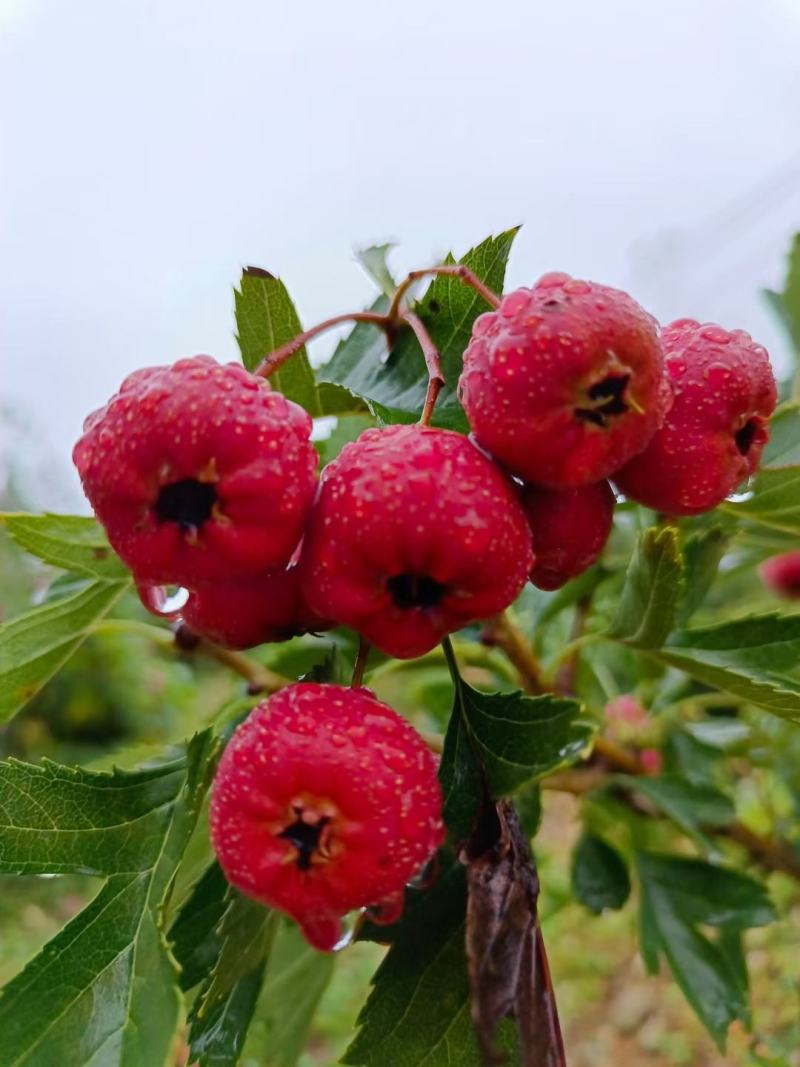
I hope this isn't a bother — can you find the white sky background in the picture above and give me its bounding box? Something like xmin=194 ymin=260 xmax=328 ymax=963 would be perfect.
xmin=2 ymin=0 xmax=800 ymax=510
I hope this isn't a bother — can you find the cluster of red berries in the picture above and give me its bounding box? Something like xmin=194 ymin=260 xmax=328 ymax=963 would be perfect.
xmin=72 ymin=269 xmax=777 ymax=948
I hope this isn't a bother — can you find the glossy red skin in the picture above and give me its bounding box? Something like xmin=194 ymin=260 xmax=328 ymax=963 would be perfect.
xmin=614 ymin=320 xmax=777 ymax=515
xmin=521 ymin=480 xmax=615 ymax=590
xmin=73 ymin=356 xmax=318 ymax=585
xmin=181 ymin=565 xmax=330 ymax=649
xmin=300 ymin=425 xmax=534 ymax=659
xmin=760 ymin=551 xmax=800 ymax=599
xmin=458 ymin=273 xmax=669 ymax=487
xmin=210 ymin=683 xmax=444 ymax=951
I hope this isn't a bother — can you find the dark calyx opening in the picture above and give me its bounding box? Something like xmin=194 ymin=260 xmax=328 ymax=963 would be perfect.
xmin=576 ymin=374 xmax=630 ymax=427
xmin=387 ymin=573 xmax=446 ymax=610
xmin=156 ymin=479 xmax=217 ymax=529
xmin=278 ymin=816 xmax=330 ymax=871
xmin=735 ymin=418 xmax=759 ymax=456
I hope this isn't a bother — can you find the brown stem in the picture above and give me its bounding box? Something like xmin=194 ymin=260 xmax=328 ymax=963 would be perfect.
xmin=555 ymin=594 xmax=591 ymax=696
xmin=400 ymin=309 xmax=445 ymax=426
xmin=592 ymin=734 xmax=644 ymax=775
xmin=543 ymin=765 xmax=800 ymax=882
xmin=483 ymin=612 xmax=545 ymax=694
xmin=722 ymin=821 xmax=800 ymax=881
xmin=351 ymin=636 xmax=370 ymax=688
xmin=387 ymin=263 xmax=501 ymax=321
xmin=253 ymin=311 xmax=392 ymax=379
xmin=174 ymin=622 xmax=288 ymax=695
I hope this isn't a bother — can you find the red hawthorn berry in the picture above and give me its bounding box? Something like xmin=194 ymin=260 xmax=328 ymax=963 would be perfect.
xmin=605 ymin=694 xmax=647 ymax=726
xmin=458 ymin=273 xmax=669 ymax=487
xmin=639 ymin=748 xmax=663 ymax=775
xmin=300 ymin=424 xmax=534 ymax=659
xmin=180 ymin=565 xmax=330 ymax=650
xmin=210 ymin=683 xmax=444 ymax=950
xmin=759 ymin=551 xmax=800 ymax=599
xmin=73 ymin=356 xmax=318 ymax=585
xmin=614 ymin=320 xmax=777 ymax=515
xmin=521 ymin=480 xmax=615 ymax=590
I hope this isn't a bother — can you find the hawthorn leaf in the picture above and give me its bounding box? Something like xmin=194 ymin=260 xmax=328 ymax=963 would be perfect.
xmin=620 ymin=774 xmax=734 ymax=852
xmin=722 ymin=465 xmax=800 ymax=535
xmin=571 ymin=833 xmax=631 ymax=914
xmin=761 ymin=403 xmax=800 ymax=467
xmin=648 ymin=613 xmax=800 ymax=722
xmin=0 ymin=512 xmax=128 ymax=580
xmin=0 ymin=576 xmax=130 ymax=723
xmin=609 ymin=526 xmax=683 ymax=648
xmin=440 ymin=647 xmax=592 ymax=839
xmin=242 ymin=920 xmax=336 ymax=1067
xmin=762 ymin=233 xmax=800 ymax=357
xmin=345 ymin=861 xmax=517 ymax=1066
xmin=635 ymin=851 xmax=774 ymax=1049
xmin=170 ymin=862 xmax=230 ymax=991
xmin=0 ymin=732 xmax=217 ymax=1067
xmin=319 ymin=230 xmax=518 ymax=429
xmin=315 ymin=412 xmax=376 ymax=466
xmin=234 ymin=267 xmax=320 ymax=414
xmin=677 ymin=525 xmax=729 ymax=625
xmin=188 ymin=889 xmax=277 ymax=1067
xmin=355 ymin=242 xmax=397 ymax=298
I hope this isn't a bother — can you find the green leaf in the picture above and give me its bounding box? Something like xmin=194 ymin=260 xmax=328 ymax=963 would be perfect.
xmin=763 ymin=233 xmax=800 ymax=355
xmin=243 ymin=920 xmax=336 ymax=1067
xmin=0 ymin=732 xmax=217 ymax=1067
xmin=761 ymin=403 xmax=800 ymax=467
xmin=609 ymin=526 xmax=683 ymax=648
xmin=188 ymin=890 xmax=276 ymax=1067
xmin=440 ymin=645 xmax=592 ymax=839
xmin=170 ymin=862 xmax=230 ymax=991
xmin=234 ymin=267 xmax=321 ymax=414
xmin=635 ymin=852 xmax=775 ymax=931
xmin=635 ymin=851 xmax=775 ymax=1049
xmin=0 ymin=577 xmax=130 ymax=723
xmin=648 ymin=613 xmax=800 ymax=722
xmin=319 ymin=230 xmax=518 ymax=429
xmin=355 ymin=243 xmax=397 ymax=298
xmin=0 ymin=756 xmax=191 ymax=875
xmin=678 ymin=525 xmax=729 ymax=625
xmin=345 ymin=861 xmax=515 ymax=1066
xmin=722 ymin=466 xmax=800 ymax=534
xmin=571 ymin=833 xmax=631 ymax=913
xmin=619 ymin=774 xmax=734 ymax=850
xmin=315 ymin=412 xmax=377 ymax=467
xmin=0 ymin=512 xmax=128 ymax=579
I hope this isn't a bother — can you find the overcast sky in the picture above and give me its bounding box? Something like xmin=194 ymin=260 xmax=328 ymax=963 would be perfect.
xmin=2 ymin=0 xmax=800 ymax=509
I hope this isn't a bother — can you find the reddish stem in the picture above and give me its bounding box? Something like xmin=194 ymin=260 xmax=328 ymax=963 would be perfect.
xmin=253 ymin=311 xmax=392 ymax=379
xmin=388 ymin=264 xmax=502 ymax=320
xmin=401 ymin=309 xmax=445 ymax=426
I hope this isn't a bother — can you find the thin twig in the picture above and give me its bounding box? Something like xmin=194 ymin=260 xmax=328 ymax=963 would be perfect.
xmin=542 ymin=765 xmax=800 ymax=882
xmin=253 ymin=311 xmax=392 ymax=379
xmin=555 ymin=594 xmax=592 ymax=695
xmin=351 ymin=636 xmax=370 ymax=688
xmin=592 ymin=734 xmax=644 ymax=775
xmin=387 ymin=263 xmax=501 ymax=321
xmin=197 ymin=640 xmax=288 ymax=696
xmin=483 ymin=612 xmax=545 ymax=694
xmin=400 ymin=309 xmax=445 ymax=426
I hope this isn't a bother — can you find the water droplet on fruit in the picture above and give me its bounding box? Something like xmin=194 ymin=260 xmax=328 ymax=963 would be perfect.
xmin=701 ymin=325 xmax=730 ymax=344
xmin=137 ymin=583 xmax=189 ymax=616
xmin=704 ymin=362 xmax=732 ymax=387
xmin=500 ymin=290 xmax=530 ymax=317
xmin=665 ymin=356 xmax=686 ymax=378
